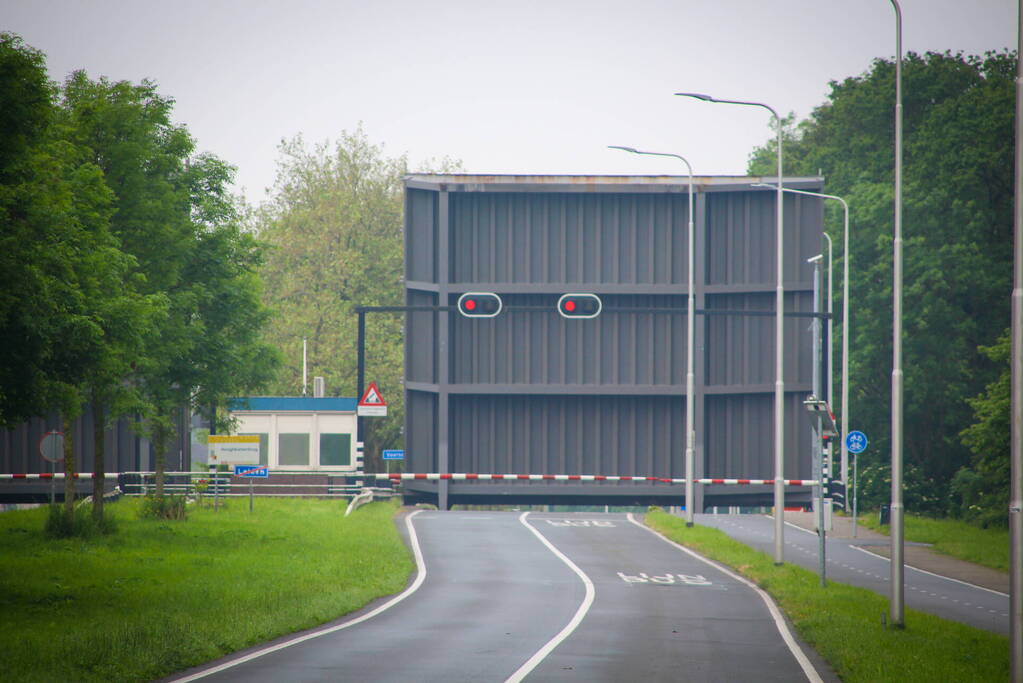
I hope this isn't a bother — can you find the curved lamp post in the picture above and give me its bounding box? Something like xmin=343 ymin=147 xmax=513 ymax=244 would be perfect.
xmin=994 ymin=3 xmax=1023 ymax=676
xmin=677 ymin=92 xmax=787 ymax=564
xmin=753 ymin=184 xmax=851 ymax=514
xmin=888 ymin=0 xmax=906 ymax=629
xmin=608 ymin=146 xmax=697 ymax=527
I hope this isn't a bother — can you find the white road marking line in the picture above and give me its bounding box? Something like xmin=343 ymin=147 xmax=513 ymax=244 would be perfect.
xmin=628 ymin=514 xmax=823 ymax=683
xmin=172 ymin=509 xmax=428 ymax=682
xmin=849 ymin=545 xmax=1009 ymax=597
xmin=505 ymin=512 xmax=595 ymax=683
xmin=783 ymin=520 xmax=818 ymax=537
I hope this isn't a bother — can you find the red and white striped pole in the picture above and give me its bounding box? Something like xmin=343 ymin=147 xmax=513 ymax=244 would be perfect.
xmin=0 ymin=472 xmax=818 ymax=486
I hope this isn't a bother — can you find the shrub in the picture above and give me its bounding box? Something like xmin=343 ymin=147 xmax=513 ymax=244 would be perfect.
xmin=43 ymin=504 xmax=117 ymax=539
xmin=139 ymin=495 xmax=188 ymax=520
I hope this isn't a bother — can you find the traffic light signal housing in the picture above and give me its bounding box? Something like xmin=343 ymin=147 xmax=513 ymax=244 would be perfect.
xmin=457 ymin=292 xmax=503 ymax=317
xmin=826 ymin=479 xmax=846 ymax=508
xmin=557 ymin=293 xmax=602 ymax=319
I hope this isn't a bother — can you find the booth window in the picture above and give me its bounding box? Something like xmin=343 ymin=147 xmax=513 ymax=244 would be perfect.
xmin=319 ymin=433 xmax=351 ymax=467
xmin=254 ymin=434 xmax=268 ymax=465
xmin=278 ymin=433 xmax=310 ymax=466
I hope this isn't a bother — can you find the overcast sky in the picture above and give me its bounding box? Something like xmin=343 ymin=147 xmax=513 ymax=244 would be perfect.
xmin=4 ymin=0 xmax=1016 ymax=205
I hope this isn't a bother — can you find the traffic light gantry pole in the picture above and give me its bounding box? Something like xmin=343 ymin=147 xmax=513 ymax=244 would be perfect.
xmin=355 ymin=301 xmax=831 ymax=483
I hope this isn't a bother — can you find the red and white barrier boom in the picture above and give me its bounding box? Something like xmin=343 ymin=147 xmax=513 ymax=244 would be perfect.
xmin=0 ymin=472 xmax=819 ymax=486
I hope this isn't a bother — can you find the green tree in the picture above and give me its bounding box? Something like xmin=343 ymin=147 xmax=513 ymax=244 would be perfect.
xmin=956 ymin=331 xmax=1011 ymax=525
xmin=0 ymin=34 xmax=161 ymax=520
xmin=0 ymin=32 xmax=72 ymax=425
xmin=748 ymin=51 xmax=1015 ymax=515
xmin=60 ymin=72 xmax=278 ymax=498
xmin=255 ymin=129 xmax=409 ymax=466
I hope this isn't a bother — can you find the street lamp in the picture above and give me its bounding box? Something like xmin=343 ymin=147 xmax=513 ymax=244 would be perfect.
xmin=1009 ymin=0 xmax=1022 ymax=678
xmin=822 ymin=233 xmax=835 ymax=482
xmin=678 ymin=92 xmax=787 ymax=565
xmin=753 ymin=184 xmax=851 ymax=513
xmin=608 ymin=145 xmax=698 ymax=527
xmin=888 ymin=0 xmax=907 ymax=629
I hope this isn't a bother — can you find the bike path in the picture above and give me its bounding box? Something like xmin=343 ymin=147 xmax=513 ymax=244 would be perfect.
xmin=697 ymin=512 xmax=1009 ymax=635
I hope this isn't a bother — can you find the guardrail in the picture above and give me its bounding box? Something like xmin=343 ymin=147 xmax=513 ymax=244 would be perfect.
xmin=0 ymin=471 xmax=395 ymax=499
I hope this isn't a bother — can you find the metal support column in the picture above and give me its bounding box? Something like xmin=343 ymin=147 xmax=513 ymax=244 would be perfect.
xmin=1009 ymin=0 xmax=1022 ymax=676
xmin=889 ymin=0 xmax=906 ymax=628
xmin=693 ymin=191 xmax=708 ymax=517
xmin=357 ymin=310 xmax=366 ymax=475
xmin=437 ymin=190 xmax=450 ymax=510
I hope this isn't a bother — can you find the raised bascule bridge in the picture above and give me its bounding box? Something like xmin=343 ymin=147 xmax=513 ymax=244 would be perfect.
xmin=399 ymin=174 xmax=829 ymax=510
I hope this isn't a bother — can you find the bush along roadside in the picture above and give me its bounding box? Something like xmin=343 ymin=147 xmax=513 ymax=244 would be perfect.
xmin=644 ymin=508 xmax=1007 ymax=683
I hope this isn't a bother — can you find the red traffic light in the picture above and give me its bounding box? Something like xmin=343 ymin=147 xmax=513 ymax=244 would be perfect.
xmin=457 ymin=292 xmax=503 ymax=317
xmin=557 ymin=293 xmax=602 ymax=319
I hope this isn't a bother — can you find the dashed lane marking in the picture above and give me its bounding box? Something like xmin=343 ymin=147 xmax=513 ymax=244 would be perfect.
xmin=850 ymin=545 xmax=1009 ymax=597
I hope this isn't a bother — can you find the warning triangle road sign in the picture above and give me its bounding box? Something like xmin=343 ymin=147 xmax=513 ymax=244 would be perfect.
xmin=358 ymin=382 xmax=387 ymax=416
xmin=359 ymin=382 xmax=386 ymax=406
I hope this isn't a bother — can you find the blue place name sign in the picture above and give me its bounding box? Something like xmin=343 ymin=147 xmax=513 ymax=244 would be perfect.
xmin=382 ymin=450 xmax=405 ymax=461
xmin=234 ymin=464 xmax=269 ymax=477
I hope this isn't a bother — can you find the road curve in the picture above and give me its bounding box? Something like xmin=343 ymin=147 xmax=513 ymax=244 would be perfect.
xmin=170 ymin=510 xmax=827 ymax=682
xmin=172 ymin=510 xmax=583 ymax=682
xmin=519 ymin=512 xmax=824 ymax=682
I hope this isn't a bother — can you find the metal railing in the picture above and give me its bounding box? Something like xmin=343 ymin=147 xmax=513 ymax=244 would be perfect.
xmin=116 ymin=471 xmax=393 ymax=499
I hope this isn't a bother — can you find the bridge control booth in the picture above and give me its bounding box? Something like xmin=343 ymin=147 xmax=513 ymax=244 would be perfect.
xmin=226 ymin=397 xmax=360 ymax=472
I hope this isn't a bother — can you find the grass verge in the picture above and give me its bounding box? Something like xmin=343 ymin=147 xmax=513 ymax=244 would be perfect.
xmin=857 ymin=512 xmax=1008 ymax=572
xmin=0 ymin=497 xmax=413 ymax=682
xmin=645 ymin=508 xmax=1007 ymax=683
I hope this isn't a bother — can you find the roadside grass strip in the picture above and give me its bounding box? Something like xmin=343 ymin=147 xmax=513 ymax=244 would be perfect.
xmin=0 ymin=498 xmax=414 ymax=682
xmin=645 ymin=508 xmax=1008 ymax=683
xmin=859 ymin=512 xmax=1009 ymax=572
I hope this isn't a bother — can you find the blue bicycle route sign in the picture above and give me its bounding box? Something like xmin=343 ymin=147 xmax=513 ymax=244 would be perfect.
xmin=845 ymin=431 xmax=868 ymax=454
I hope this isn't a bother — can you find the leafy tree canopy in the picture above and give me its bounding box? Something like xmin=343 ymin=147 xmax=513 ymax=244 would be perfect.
xmin=254 ymin=126 xmax=457 ymax=464
xmin=1 ymin=36 xmax=279 ymax=507
xmin=748 ymin=51 xmax=1015 ymax=517
xmin=254 ymin=128 xmax=407 ymax=463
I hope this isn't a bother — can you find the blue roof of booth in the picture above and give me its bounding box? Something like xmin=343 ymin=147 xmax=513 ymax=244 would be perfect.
xmin=229 ymin=397 xmax=358 ymax=412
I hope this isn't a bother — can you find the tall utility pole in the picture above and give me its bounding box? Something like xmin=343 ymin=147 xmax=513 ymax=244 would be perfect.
xmin=888 ymin=0 xmax=906 ymax=629
xmin=809 ymin=254 xmax=826 ymax=586
xmin=675 ymin=92 xmax=786 ymax=565
xmin=607 ymin=146 xmax=698 ymax=526
xmin=754 ymin=184 xmax=851 ymax=512
xmin=1009 ymin=0 xmax=1022 ymax=678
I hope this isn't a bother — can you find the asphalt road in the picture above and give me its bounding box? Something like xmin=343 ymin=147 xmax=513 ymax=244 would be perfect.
xmin=521 ymin=513 xmax=824 ymax=682
xmin=172 ymin=511 xmax=827 ymax=682
xmin=697 ymin=512 xmax=1009 ymax=635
